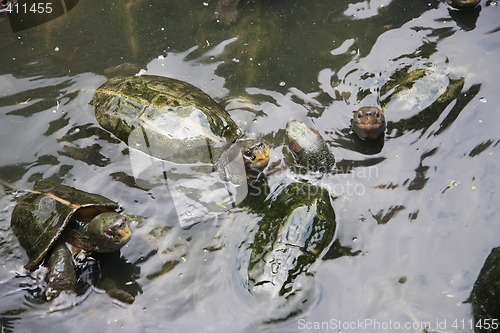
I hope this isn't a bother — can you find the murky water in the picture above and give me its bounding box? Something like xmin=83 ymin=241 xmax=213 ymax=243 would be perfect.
xmin=1 ymin=0 xmax=499 ymax=332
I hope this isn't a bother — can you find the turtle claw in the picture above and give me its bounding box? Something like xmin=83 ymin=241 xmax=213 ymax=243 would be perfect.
xmin=98 ymin=276 xmax=135 ymax=304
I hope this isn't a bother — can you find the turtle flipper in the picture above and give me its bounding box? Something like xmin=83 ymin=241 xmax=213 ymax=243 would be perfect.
xmin=98 ymin=276 xmax=135 ymax=304
xmin=45 ymin=243 xmax=77 ymax=301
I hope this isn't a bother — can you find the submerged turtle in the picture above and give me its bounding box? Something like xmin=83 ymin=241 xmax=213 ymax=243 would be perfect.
xmin=93 ymin=75 xmax=242 ymax=165
xmin=7 ymin=182 xmax=132 ymax=301
xmin=248 ymin=181 xmax=336 ymax=290
xmin=285 ymin=119 xmax=335 ymax=172
xmin=351 ymin=106 xmax=386 ymax=140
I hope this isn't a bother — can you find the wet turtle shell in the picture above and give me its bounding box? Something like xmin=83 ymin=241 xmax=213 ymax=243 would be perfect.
xmin=93 ymin=75 xmax=242 ymax=164
xmin=285 ymin=120 xmax=335 ymax=172
xmin=11 ymin=183 xmax=124 ymax=271
xmin=247 ymin=182 xmax=336 ymax=320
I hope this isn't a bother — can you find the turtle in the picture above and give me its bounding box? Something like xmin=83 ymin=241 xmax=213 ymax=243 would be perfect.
xmin=285 ymin=119 xmax=335 ymax=172
xmin=248 ymin=182 xmax=336 ymax=292
xmin=351 ymin=106 xmax=386 ymax=140
xmin=246 ymin=180 xmax=336 ymax=320
xmin=93 ymin=75 xmax=271 ymax=226
xmin=7 ymin=181 xmax=132 ymax=301
xmin=93 ymin=75 xmax=243 ymax=165
xmin=233 ymin=121 xmax=337 ymax=320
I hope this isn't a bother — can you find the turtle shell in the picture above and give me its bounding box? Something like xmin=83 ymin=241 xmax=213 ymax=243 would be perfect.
xmin=11 ymin=183 xmax=119 ymax=271
xmin=285 ymin=120 xmax=335 ymax=172
xmin=93 ymin=75 xmax=242 ymax=164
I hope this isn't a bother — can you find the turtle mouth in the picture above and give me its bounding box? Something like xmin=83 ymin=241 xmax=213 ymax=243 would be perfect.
xmin=352 ymin=122 xmax=385 ymax=139
xmin=352 ymin=108 xmax=385 ymax=129
xmin=109 ymin=226 xmax=132 ymax=242
xmin=353 ymin=121 xmax=384 ymax=129
xmin=105 ymin=226 xmax=132 ymax=242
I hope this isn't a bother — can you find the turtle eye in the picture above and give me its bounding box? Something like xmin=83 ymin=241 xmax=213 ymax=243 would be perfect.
xmin=357 ymin=111 xmax=363 ymax=119
xmin=104 ymin=227 xmax=117 ymax=237
xmin=244 ymin=149 xmax=256 ymax=161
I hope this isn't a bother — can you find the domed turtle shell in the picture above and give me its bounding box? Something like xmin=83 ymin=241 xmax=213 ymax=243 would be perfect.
xmin=285 ymin=120 xmax=335 ymax=172
xmin=93 ymin=75 xmax=242 ymax=164
xmin=11 ymin=183 xmax=120 ymax=271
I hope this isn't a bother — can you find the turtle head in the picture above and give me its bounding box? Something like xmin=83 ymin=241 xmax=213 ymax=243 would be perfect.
xmin=88 ymin=212 xmax=132 ymax=252
xmin=351 ymin=107 xmax=386 ymax=140
xmin=242 ymin=141 xmax=271 ymax=173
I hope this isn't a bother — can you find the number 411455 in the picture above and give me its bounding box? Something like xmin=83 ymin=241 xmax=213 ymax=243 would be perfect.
xmin=6 ymin=2 xmax=53 ymax=14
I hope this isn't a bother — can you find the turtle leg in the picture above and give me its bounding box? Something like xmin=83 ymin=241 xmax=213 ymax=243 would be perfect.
xmin=95 ymin=252 xmax=137 ymax=304
xmin=45 ymin=242 xmax=77 ymax=301
xmin=98 ymin=276 xmax=135 ymax=304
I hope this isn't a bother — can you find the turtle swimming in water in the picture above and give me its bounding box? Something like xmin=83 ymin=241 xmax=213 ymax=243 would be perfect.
xmin=351 ymin=106 xmax=386 ymax=140
xmin=93 ymin=75 xmax=270 ymax=179
xmin=244 ymin=121 xmax=337 ymax=320
xmin=93 ymin=75 xmax=242 ymax=165
xmin=5 ymin=181 xmax=132 ymax=301
xmin=93 ymin=75 xmax=270 ymax=226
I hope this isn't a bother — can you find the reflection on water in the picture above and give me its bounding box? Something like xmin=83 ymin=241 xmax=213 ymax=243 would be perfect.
xmin=1 ymin=0 xmax=500 ymax=332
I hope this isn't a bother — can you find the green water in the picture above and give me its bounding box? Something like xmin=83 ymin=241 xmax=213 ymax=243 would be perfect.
xmin=0 ymin=0 xmax=499 ymax=332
